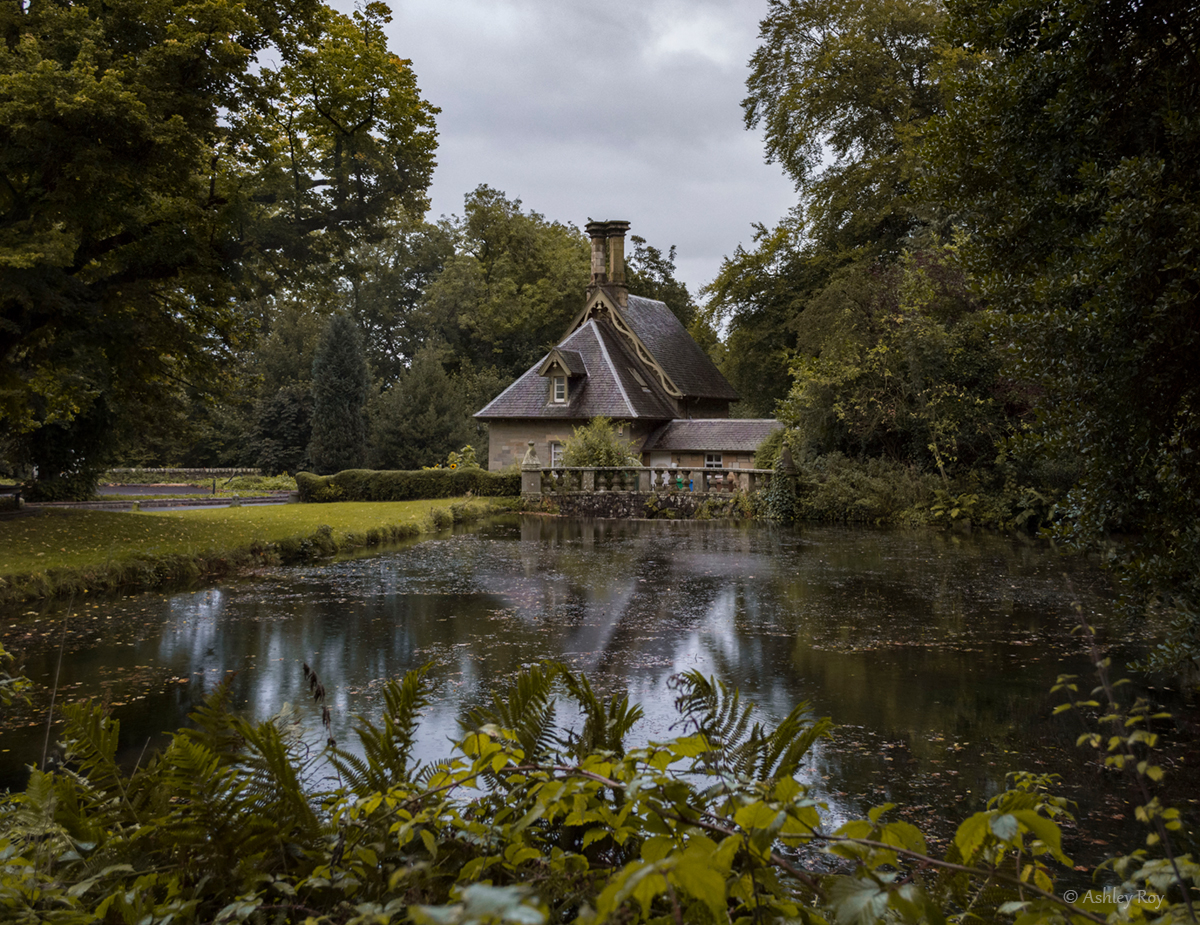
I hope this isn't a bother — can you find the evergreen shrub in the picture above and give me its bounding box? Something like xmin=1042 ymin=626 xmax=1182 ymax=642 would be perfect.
xmin=296 ymin=468 xmax=520 ymax=503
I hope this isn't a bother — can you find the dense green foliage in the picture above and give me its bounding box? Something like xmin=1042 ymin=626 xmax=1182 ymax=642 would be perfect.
xmin=369 ymin=344 xmax=476 ymax=471
xmin=421 ymin=187 xmax=590 ymax=380
xmin=0 ymin=0 xmax=437 ymax=495
xmin=707 ymin=0 xmax=946 ymax=414
xmin=309 ymin=314 xmax=371 ymax=474
xmin=296 ymin=468 xmax=519 ymax=503
xmin=2 ymin=653 xmax=1196 ymax=924
xmin=921 ymin=0 xmax=1200 ymax=669
xmin=780 ymin=246 xmax=1009 ymax=480
xmin=561 ymin=418 xmax=640 ymax=469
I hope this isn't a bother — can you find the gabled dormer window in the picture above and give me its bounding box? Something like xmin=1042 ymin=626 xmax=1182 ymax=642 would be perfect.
xmin=552 ymin=375 xmax=567 ymax=403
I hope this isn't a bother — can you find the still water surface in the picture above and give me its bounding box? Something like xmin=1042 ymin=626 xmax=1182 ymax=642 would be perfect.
xmin=2 ymin=515 xmax=1132 ymax=848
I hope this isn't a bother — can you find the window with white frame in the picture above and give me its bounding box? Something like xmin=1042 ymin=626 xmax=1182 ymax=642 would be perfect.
xmin=705 ymin=453 xmax=723 ymax=468
xmin=550 ymin=442 xmax=564 ymax=468
xmin=552 ymin=375 xmax=566 ymax=403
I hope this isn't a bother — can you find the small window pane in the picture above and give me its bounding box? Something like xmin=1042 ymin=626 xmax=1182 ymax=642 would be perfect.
xmin=705 ymin=453 xmax=722 ymax=468
xmin=550 ymin=442 xmax=563 ymax=467
xmin=552 ymin=376 xmax=566 ymax=402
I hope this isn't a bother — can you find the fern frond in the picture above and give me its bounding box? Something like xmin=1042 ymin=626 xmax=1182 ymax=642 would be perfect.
xmin=416 ymin=757 xmax=456 ymax=787
xmin=153 ymin=736 xmax=250 ymax=865
xmin=669 ymin=671 xmax=831 ymax=782
xmin=7 ymin=769 xmax=72 ymax=852
xmin=234 ymin=714 xmax=322 ymax=840
xmin=670 ymin=670 xmax=755 ymax=755
xmin=178 ymin=679 xmax=244 ymax=763
xmin=466 ymin=662 xmax=563 ymax=762
xmin=332 ymin=664 xmax=433 ymax=796
xmin=561 ymin=671 xmax=643 ymax=759
xmin=59 ymin=701 xmax=124 ymax=800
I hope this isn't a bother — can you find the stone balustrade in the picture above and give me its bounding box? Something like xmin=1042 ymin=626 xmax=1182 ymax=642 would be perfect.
xmin=521 ymin=464 xmax=774 ymax=500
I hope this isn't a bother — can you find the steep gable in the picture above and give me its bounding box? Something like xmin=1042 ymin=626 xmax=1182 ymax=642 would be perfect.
xmin=475 ymin=320 xmax=676 ymax=421
xmin=563 ymin=289 xmax=739 ymax=402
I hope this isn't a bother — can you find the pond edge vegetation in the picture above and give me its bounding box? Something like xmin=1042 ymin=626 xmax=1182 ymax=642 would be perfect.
xmin=0 ymin=619 xmax=1195 ymax=924
xmin=0 ymin=497 xmax=519 ymax=606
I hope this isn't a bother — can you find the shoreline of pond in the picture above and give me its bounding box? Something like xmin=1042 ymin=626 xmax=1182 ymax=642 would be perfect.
xmin=1 ymin=516 xmax=1194 ymax=876
xmin=0 ymin=497 xmax=521 ymax=606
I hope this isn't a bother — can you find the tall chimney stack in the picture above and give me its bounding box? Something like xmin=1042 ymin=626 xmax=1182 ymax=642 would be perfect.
xmin=585 ymin=221 xmax=608 ymax=285
xmin=606 ymin=221 xmax=630 ymax=286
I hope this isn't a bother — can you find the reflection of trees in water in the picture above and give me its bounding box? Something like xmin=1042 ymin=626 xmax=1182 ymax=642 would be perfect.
xmin=1 ymin=518 xmax=1120 ymax=809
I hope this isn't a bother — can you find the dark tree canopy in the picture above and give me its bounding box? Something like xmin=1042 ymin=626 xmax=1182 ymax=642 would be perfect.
xmin=369 ymin=342 xmax=472 ymax=471
xmin=0 ymin=0 xmax=437 ymax=490
xmin=924 ymin=0 xmax=1200 ymax=664
xmin=743 ymin=0 xmax=944 ymax=251
xmin=308 ymin=313 xmax=370 ymax=474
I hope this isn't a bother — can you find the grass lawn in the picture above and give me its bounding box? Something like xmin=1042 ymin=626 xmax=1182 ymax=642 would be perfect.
xmin=0 ymin=499 xmax=480 ymax=578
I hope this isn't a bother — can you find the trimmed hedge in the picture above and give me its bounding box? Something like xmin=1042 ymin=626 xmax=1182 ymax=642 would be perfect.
xmin=296 ymin=468 xmax=520 ymax=503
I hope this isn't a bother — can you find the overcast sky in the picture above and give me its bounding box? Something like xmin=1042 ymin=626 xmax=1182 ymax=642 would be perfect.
xmin=378 ymin=0 xmax=796 ymax=296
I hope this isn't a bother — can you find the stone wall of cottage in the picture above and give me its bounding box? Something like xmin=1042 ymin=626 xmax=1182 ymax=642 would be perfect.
xmin=639 ymin=451 xmax=757 ymax=469
xmin=484 ymin=419 xmax=659 ymax=470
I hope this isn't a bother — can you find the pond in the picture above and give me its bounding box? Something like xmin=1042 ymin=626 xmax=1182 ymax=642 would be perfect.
xmin=0 ymin=515 xmax=1153 ymax=859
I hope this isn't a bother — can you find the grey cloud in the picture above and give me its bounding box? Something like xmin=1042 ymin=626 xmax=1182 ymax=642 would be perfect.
xmin=382 ymin=0 xmax=793 ymax=292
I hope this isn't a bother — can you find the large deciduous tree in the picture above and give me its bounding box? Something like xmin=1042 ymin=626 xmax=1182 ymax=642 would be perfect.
xmin=420 ymin=187 xmax=590 ymax=380
xmin=0 ymin=0 xmax=437 ymax=493
xmin=743 ymin=0 xmax=945 ymax=252
xmin=924 ymin=0 xmax=1200 ymax=667
xmin=707 ymin=0 xmax=946 ymax=415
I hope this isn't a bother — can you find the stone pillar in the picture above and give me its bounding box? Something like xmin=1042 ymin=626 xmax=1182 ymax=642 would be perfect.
xmin=582 ymin=469 xmax=595 ymax=492
xmin=520 ymin=442 xmax=542 ymax=500
xmin=638 ymin=467 xmax=652 ymax=492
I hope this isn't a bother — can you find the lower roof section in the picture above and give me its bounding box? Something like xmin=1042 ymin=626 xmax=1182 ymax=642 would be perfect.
xmin=641 ymin=419 xmax=782 ymax=454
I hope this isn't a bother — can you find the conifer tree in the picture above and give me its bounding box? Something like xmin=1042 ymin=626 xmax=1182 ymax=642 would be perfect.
xmin=308 ymin=314 xmax=370 ymax=474
xmin=369 ymin=343 xmax=473 ymax=470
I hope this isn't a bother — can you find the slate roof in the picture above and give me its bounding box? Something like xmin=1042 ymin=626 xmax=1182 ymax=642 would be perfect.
xmin=539 ymin=348 xmax=586 ymax=377
xmin=476 ymin=320 xmax=678 ymax=420
xmin=623 ymin=295 xmax=740 ymax=401
xmin=641 ymin=419 xmax=782 ymax=453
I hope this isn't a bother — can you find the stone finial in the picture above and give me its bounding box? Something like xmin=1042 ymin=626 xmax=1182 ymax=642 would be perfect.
xmin=521 ymin=441 xmax=541 ymax=469
xmin=777 ymin=445 xmax=798 ymax=475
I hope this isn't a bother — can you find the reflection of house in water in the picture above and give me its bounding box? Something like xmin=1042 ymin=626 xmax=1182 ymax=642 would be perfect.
xmin=476 ymin=220 xmax=779 ymax=470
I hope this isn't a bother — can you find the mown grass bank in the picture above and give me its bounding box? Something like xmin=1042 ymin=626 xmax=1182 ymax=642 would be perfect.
xmin=0 ymin=497 xmax=519 ymax=605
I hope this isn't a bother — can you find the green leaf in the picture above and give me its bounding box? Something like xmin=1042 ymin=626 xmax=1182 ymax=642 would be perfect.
xmin=828 ymin=876 xmax=890 ymax=925
xmin=953 ymin=812 xmax=991 ymax=862
xmin=989 ymin=813 xmax=1019 ymax=842
xmin=669 ymin=734 xmax=711 ymax=758
xmin=1010 ymin=810 xmax=1070 ymax=864
xmin=420 ymin=828 xmax=439 ymax=860
xmin=735 ymin=800 xmax=780 ymax=831
xmin=672 ymin=850 xmax=727 ymax=917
